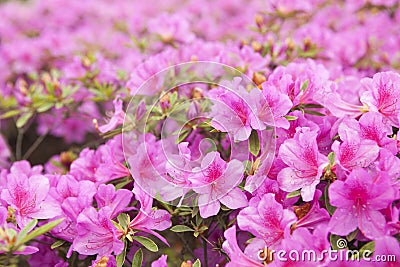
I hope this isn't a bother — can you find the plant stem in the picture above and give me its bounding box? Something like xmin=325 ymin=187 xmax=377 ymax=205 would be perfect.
xmin=203 ymin=237 xmax=208 ymax=267
xmin=15 ymin=129 xmax=24 ymax=160
xmin=23 ymin=131 xmax=48 ymax=159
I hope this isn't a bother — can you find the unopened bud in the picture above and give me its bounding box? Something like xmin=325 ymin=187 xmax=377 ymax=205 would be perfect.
xmin=180 ymin=260 xmax=193 ymax=267
xmin=255 ymin=14 xmax=264 ymax=28
xmin=251 ymin=41 xmax=263 ymax=52
xmin=252 ymin=72 xmax=266 ymax=87
xmin=94 ymin=256 xmax=109 ymax=267
xmin=191 ymin=87 xmax=203 ymax=99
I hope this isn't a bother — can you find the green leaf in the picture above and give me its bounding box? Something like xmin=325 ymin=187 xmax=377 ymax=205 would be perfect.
xmin=0 ymin=109 xmax=22 ymax=119
xmin=300 ymin=80 xmax=309 ymax=91
xmin=330 ymin=234 xmax=345 ymax=250
xmin=284 ymin=115 xmax=298 ymax=121
xmin=131 ymin=236 xmax=158 ymax=252
xmin=328 ymin=152 xmax=335 ymax=165
xmin=17 ymin=219 xmax=38 ymax=242
xmin=169 ymin=91 xmax=178 ymax=106
xmin=16 ymin=111 xmax=34 ymax=128
xmin=198 ymin=226 xmax=208 ymax=232
xmin=304 ymin=110 xmax=325 ymax=116
xmin=117 ymin=213 xmax=130 ymax=230
xmin=359 ymin=241 xmax=375 ymax=259
xmin=324 ymin=183 xmax=337 ymax=215
xmin=302 ymin=103 xmax=324 ymax=109
xmin=249 ymin=130 xmax=260 ymax=156
xmin=132 ymin=248 xmax=143 ymax=267
xmin=115 ymin=179 xmax=132 ymax=190
xmin=116 ymin=240 xmax=127 ymax=267
xmin=170 ymin=225 xmax=194 ymax=233
xmin=51 ymin=240 xmax=66 ymax=249
xmin=18 ymin=218 xmax=63 ymax=245
xmin=346 ymin=229 xmax=358 ymax=242
xmin=175 ymin=129 xmax=190 ymax=144
xmin=286 ymin=190 xmax=301 ymax=199
xmin=37 ymin=102 xmax=54 ymax=113
xmin=193 ymin=259 xmax=201 ymax=267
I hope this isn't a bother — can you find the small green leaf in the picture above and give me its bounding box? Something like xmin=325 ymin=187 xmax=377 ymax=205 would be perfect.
xmin=115 ymin=180 xmax=131 ymax=190
xmin=328 ymin=152 xmax=335 ymax=165
xmin=249 ymin=130 xmax=260 ymax=156
xmin=304 ymin=110 xmax=325 ymax=116
xmin=0 ymin=109 xmax=22 ymax=119
xmin=175 ymin=129 xmax=190 ymax=144
xmin=51 ymin=240 xmax=66 ymax=249
xmin=302 ymin=103 xmax=324 ymax=109
xmin=132 ymin=248 xmax=143 ymax=267
xmin=284 ymin=115 xmax=298 ymax=121
xmin=198 ymin=226 xmax=208 ymax=232
xmin=359 ymin=241 xmax=375 ymax=259
xmin=117 ymin=213 xmax=130 ymax=230
xmin=346 ymin=229 xmax=358 ymax=242
xmin=116 ymin=240 xmax=127 ymax=267
xmin=170 ymin=225 xmax=194 ymax=233
xmin=169 ymin=91 xmax=178 ymax=106
xmin=16 ymin=111 xmax=34 ymax=128
xmin=286 ymin=190 xmax=301 ymax=199
xmin=330 ymin=234 xmax=344 ymax=250
xmin=300 ymin=80 xmax=309 ymax=91
xmin=18 ymin=218 xmax=63 ymax=245
xmin=193 ymin=259 xmax=201 ymax=267
xmin=132 ymin=236 xmax=158 ymax=252
xmin=37 ymin=102 xmax=54 ymax=113
xmin=17 ymin=219 xmax=38 ymax=242
xmin=324 ymin=183 xmax=337 ymax=215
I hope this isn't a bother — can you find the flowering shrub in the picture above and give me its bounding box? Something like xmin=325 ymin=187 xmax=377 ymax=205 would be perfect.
xmin=0 ymin=0 xmax=400 ymax=266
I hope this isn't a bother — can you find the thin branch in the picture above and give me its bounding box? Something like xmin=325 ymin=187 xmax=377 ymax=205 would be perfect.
xmin=23 ymin=131 xmax=48 ymax=160
xmin=15 ymin=129 xmax=24 ymax=160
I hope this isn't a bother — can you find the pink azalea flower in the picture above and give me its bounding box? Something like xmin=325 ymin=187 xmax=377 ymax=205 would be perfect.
xmin=95 ymin=184 xmax=132 ymax=219
xmin=372 ymin=236 xmax=400 ymax=267
xmin=344 ymin=112 xmax=397 ymax=154
xmin=151 ymin=255 xmax=168 ymax=267
xmin=71 ymin=207 xmax=124 ymax=256
xmin=129 ymin=184 xmax=171 ymax=245
xmin=237 ymin=193 xmax=296 ymax=248
xmin=189 ymin=151 xmax=247 ymax=218
xmin=376 ymin=149 xmax=400 ymax=188
xmin=328 ymin=168 xmax=396 ymax=239
xmin=148 ymin=13 xmax=195 ymax=44
xmin=277 ymin=127 xmax=329 ymax=201
xmin=332 ymin=119 xmax=380 ymax=172
xmin=314 ymin=81 xmax=365 ymax=118
xmin=1 ymin=164 xmax=61 ymax=227
xmin=222 ymin=225 xmax=264 ymax=267
xmin=127 ymin=135 xmax=184 ymax=202
xmin=95 ymin=140 xmax=131 ymax=182
xmin=250 ymin=82 xmax=293 ymax=130
xmin=98 ymin=96 xmax=125 ymax=133
xmin=361 ymin=71 xmax=400 ymax=127
xmin=292 ymin=190 xmax=330 ymax=230
xmin=52 ymin=196 xmax=93 ymax=243
xmin=208 ymin=77 xmax=255 ymax=141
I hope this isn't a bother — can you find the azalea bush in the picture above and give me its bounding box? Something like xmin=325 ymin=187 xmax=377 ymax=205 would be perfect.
xmin=0 ymin=0 xmax=400 ymax=266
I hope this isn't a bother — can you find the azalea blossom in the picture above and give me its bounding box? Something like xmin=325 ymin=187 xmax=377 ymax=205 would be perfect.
xmin=328 ymin=168 xmax=396 ymax=239
xmin=277 ymin=127 xmax=329 ymax=201
xmin=189 ymin=151 xmax=247 ymax=218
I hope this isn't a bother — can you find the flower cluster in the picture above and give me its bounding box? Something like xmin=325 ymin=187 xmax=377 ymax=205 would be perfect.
xmin=0 ymin=0 xmax=399 ymax=266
